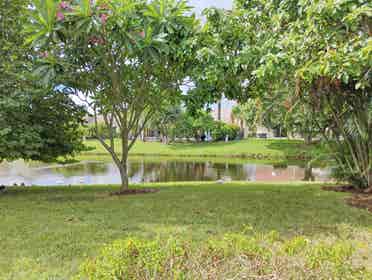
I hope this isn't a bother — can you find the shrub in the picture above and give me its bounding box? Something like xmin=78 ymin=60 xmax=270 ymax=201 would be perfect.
xmin=75 ymin=238 xmax=189 ymax=280
xmin=331 ymin=141 xmax=371 ymax=190
xmin=211 ymin=122 xmax=240 ymax=141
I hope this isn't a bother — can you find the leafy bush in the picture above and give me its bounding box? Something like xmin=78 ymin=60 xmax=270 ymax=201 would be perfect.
xmin=75 ymin=227 xmax=371 ymax=280
xmin=211 ymin=122 xmax=240 ymax=141
xmin=171 ymin=111 xmax=240 ymax=142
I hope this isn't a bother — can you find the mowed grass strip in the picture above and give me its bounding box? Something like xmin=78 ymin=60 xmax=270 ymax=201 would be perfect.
xmin=0 ymin=183 xmax=371 ymax=278
xmin=82 ymin=138 xmax=324 ymax=159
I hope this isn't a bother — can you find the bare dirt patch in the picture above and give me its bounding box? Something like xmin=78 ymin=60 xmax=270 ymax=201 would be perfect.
xmin=323 ymin=185 xmax=372 ymax=212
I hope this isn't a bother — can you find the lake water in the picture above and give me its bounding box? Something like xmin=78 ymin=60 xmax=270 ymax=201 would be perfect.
xmin=0 ymin=158 xmax=332 ymax=186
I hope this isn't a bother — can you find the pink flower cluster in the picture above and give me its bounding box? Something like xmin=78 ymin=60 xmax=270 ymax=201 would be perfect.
xmin=100 ymin=13 xmax=108 ymax=25
xmin=56 ymin=1 xmax=73 ymax=21
xmin=56 ymin=11 xmax=64 ymax=21
xmin=59 ymin=1 xmax=70 ymax=9
xmin=56 ymin=1 xmax=110 ymax=26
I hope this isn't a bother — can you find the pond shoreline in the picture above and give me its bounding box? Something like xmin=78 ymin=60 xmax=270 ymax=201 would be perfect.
xmin=0 ymin=158 xmax=332 ymax=187
xmin=82 ymin=152 xmax=314 ymax=161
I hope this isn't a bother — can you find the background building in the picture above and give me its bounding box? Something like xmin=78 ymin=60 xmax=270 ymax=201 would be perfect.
xmin=210 ymin=97 xmax=277 ymax=138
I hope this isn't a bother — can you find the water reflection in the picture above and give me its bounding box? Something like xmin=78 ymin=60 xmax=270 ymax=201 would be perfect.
xmin=0 ymin=159 xmax=332 ymax=186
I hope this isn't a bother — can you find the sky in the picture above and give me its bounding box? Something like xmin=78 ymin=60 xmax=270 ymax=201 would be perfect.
xmin=189 ymin=0 xmax=233 ymax=15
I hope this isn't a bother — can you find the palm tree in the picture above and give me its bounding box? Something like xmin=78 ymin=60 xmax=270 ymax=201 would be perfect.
xmin=232 ymin=105 xmax=245 ymax=138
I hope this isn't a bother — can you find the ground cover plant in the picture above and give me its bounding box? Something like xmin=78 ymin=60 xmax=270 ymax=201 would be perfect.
xmin=0 ymin=183 xmax=371 ymax=279
xmin=77 ymin=228 xmax=372 ymax=280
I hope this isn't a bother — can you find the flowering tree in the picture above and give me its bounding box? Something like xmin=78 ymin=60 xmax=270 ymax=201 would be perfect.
xmin=28 ymin=0 xmax=199 ymax=192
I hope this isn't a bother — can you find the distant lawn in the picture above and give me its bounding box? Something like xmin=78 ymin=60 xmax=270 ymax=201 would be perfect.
xmin=0 ymin=182 xmax=371 ymax=278
xmin=82 ymin=138 xmax=325 ymax=160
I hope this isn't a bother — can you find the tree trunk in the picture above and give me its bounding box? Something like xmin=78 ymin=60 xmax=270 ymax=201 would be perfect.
xmin=303 ymin=164 xmax=315 ymax=181
xmin=217 ymin=101 xmax=222 ymax=121
xmin=119 ymin=128 xmax=130 ymax=192
xmin=119 ymin=162 xmax=129 ymax=190
xmin=304 ymin=133 xmax=312 ymax=145
xmin=240 ymin=119 xmax=244 ymax=138
xmin=161 ymin=133 xmax=169 ymax=144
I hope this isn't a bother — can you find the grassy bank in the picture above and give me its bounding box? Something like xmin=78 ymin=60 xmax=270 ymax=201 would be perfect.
xmin=82 ymin=138 xmax=325 ymax=160
xmin=0 ymin=183 xmax=371 ymax=279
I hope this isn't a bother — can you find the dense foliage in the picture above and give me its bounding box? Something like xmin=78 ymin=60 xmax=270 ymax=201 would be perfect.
xmin=198 ymin=0 xmax=371 ymax=189
xmin=152 ymin=109 xmax=240 ymax=142
xmin=252 ymin=0 xmax=371 ymax=189
xmin=0 ymin=0 xmax=86 ymax=162
xmin=0 ymin=88 xmax=86 ymax=162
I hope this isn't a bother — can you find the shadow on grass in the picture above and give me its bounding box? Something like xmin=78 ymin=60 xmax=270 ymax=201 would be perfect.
xmin=267 ymin=140 xmax=325 ymax=156
xmin=166 ymin=140 xmax=242 ymax=151
xmin=165 ymin=139 xmax=320 ymax=158
xmin=1 ymin=184 xmax=371 ymax=238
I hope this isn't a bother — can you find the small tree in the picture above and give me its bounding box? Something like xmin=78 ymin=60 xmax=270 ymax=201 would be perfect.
xmin=28 ymin=0 xmax=198 ymax=192
xmin=151 ymin=104 xmax=182 ymax=144
xmin=232 ymin=99 xmax=262 ymax=137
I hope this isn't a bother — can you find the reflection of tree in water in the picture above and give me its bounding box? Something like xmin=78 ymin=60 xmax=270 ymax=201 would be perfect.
xmin=127 ymin=160 xmax=255 ymax=182
xmin=156 ymin=161 xmax=211 ymax=182
xmin=273 ymin=162 xmax=288 ymax=169
xmin=132 ymin=160 xmax=317 ymax=182
xmin=303 ymin=162 xmax=315 ymax=181
xmin=51 ymin=159 xmax=319 ymax=183
xmin=53 ymin=162 xmax=108 ymax=177
xmin=127 ymin=162 xmax=143 ymax=178
xmin=128 ymin=160 xmax=215 ymax=182
xmin=211 ymin=163 xmax=247 ymax=180
xmin=0 ymin=156 xmax=333 ymax=187
xmin=272 ymin=163 xmax=288 ymax=178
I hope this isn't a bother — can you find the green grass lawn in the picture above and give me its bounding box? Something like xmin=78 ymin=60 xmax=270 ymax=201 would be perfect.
xmin=82 ymin=138 xmax=325 ymax=159
xmin=0 ymin=182 xmax=371 ymax=279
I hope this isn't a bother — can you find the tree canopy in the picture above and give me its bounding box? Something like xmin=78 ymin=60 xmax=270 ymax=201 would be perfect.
xmin=247 ymin=0 xmax=371 ymax=188
xmin=191 ymin=0 xmax=371 ymax=188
